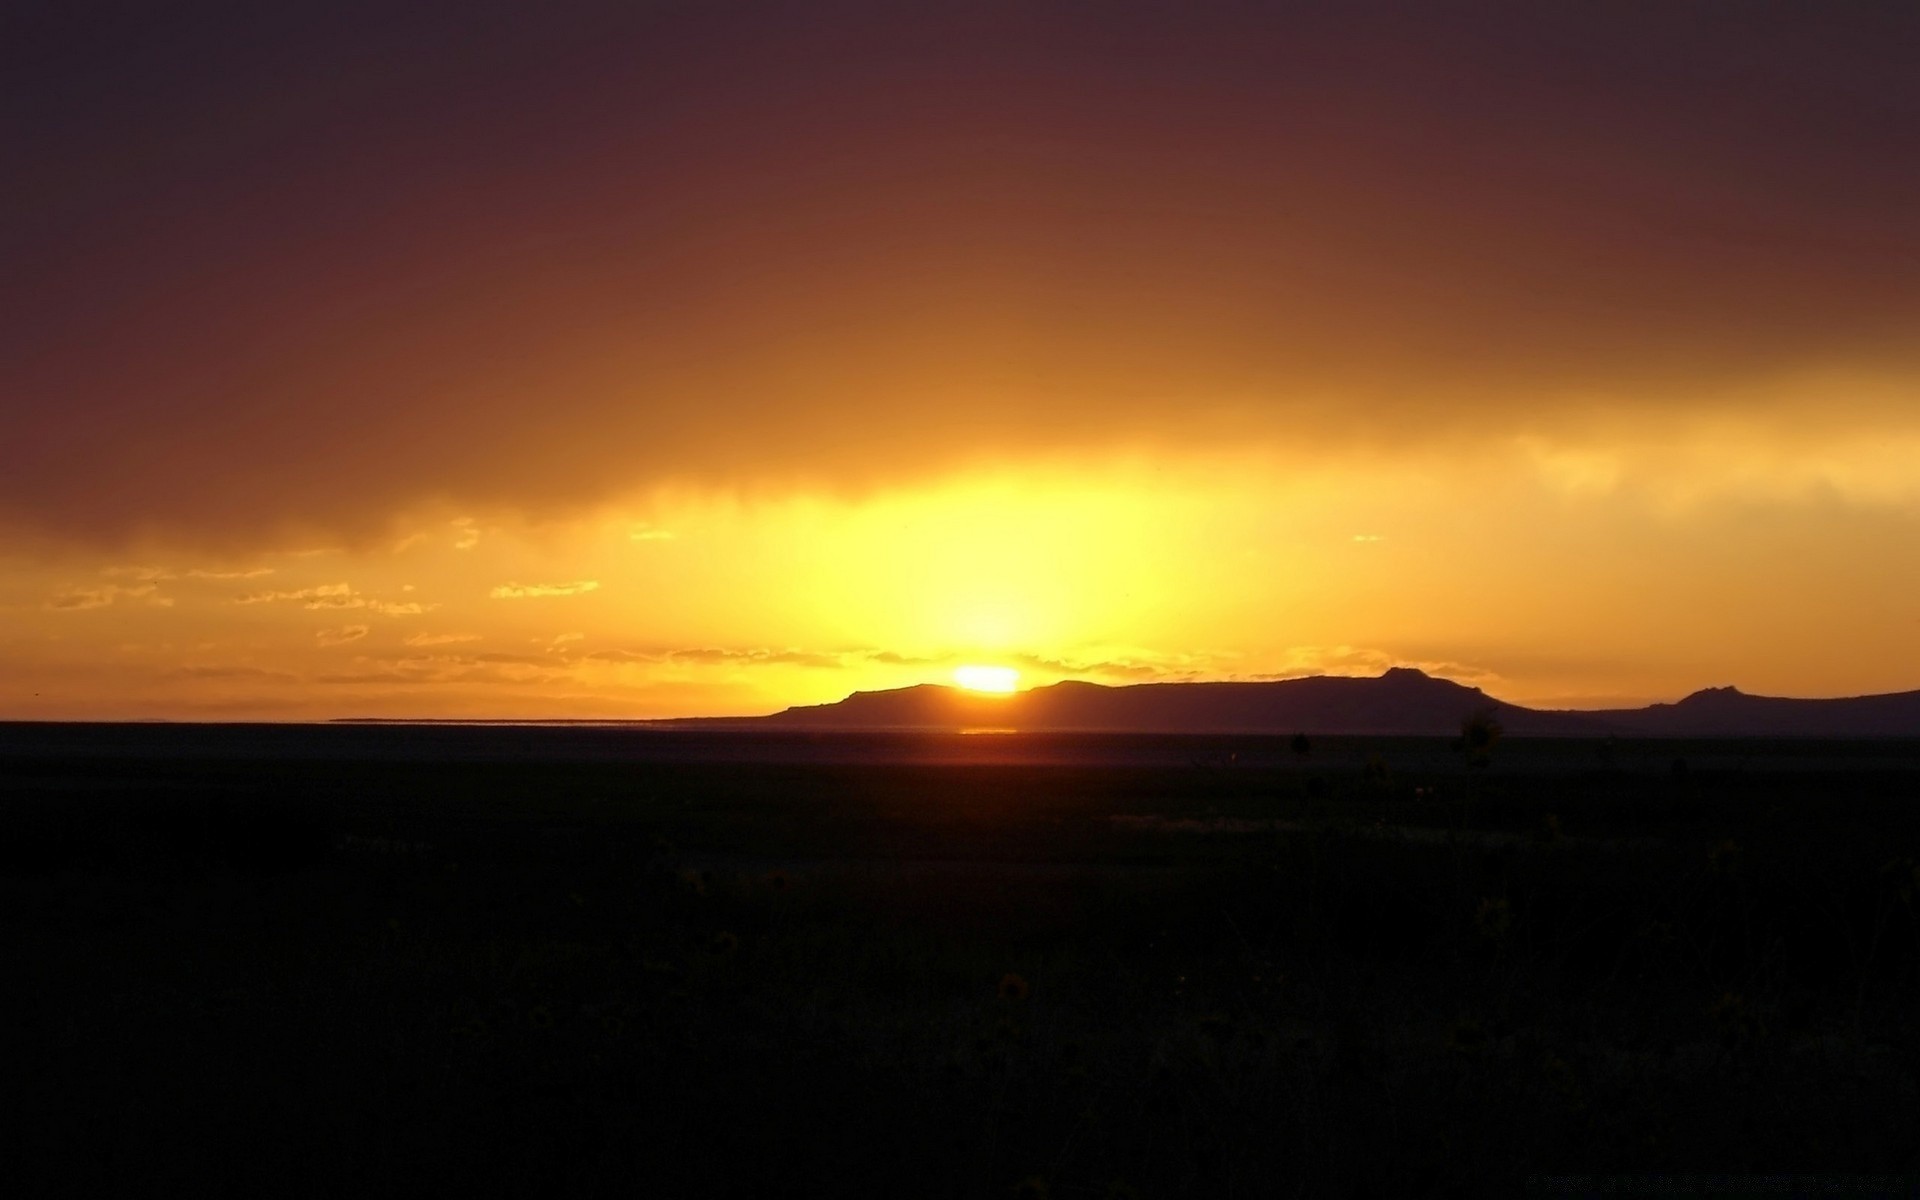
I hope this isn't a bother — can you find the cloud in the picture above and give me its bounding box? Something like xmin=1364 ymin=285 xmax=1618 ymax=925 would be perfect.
xmin=489 ymin=580 xmax=600 ymax=599
xmin=235 ymin=583 xmax=432 ymax=614
xmin=6 ymin=3 xmax=1919 ymax=545
xmin=578 ymin=645 xmax=1186 ymax=676
xmin=676 ymin=647 xmax=840 ymax=668
xmin=864 ymin=650 xmax=946 ymax=667
xmin=316 ymin=625 xmax=370 ymax=647
xmin=576 ymin=645 xmax=1220 ymax=680
xmin=367 ymin=600 xmax=433 ymax=615
xmin=185 ymin=567 xmax=274 ymax=580
xmin=405 ymin=632 xmax=482 ymax=646
xmin=313 ymin=653 xmax=569 ymax=686
xmin=1244 ymin=646 xmax=1502 ymax=689
xmin=451 ymin=519 xmax=480 ymax=551
xmin=105 ymin=564 xmax=273 ymax=583
xmin=629 ymin=525 xmax=676 ymax=542
xmin=46 ymin=583 xmax=173 ymax=610
xmin=163 ymin=665 xmax=302 ymax=682
xmin=1010 ymin=651 xmax=1209 ymax=683
xmin=1516 ymin=423 xmax=1920 ymax=512
xmin=311 ymin=669 xmax=430 ymax=686
xmin=582 ymin=646 xmax=844 ymax=669
xmin=237 ymin=583 xmax=354 ymax=606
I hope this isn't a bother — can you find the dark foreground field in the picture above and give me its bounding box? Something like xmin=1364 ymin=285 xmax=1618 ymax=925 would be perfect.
xmin=6 ymin=727 xmax=1920 ymax=1197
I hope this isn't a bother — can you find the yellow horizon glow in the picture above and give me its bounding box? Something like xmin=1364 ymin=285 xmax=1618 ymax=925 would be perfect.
xmin=6 ymin=436 xmax=1920 ymax=722
xmin=953 ymin=665 xmax=1020 ymax=694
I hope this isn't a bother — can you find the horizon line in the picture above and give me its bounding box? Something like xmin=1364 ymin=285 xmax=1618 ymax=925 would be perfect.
xmin=8 ymin=667 xmax=1916 ymax=727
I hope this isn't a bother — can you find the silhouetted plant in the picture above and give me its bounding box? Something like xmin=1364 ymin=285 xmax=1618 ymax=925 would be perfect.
xmin=1447 ymin=1017 xmax=1488 ymax=1056
xmin=1532 ymin=813 xmax=1562 ymax=847
xmin=1707 ymin=839 xmax=1741 ymax=875
xmin=1708 ymin=991 xmax=1764 ymax=1048
xmin=1475 ymin=896 xmax=1511 ymax=942
xmin=1456 ymin=708 xmax=1503 ymax=768
xmin=1362 ymin=753 xmax=1391 ymax=784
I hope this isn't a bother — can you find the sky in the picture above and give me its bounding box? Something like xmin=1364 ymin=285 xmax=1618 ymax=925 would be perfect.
xmin=5 ymin=0 xmax=1919 ymax=720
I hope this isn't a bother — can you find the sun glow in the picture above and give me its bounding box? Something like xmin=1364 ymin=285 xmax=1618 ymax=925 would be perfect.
xmin=953 ymin=664 xmax=1020 ymax=694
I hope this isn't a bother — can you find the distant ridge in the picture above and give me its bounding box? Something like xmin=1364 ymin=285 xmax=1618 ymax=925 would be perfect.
xmin=1578 ymin=684 xmax=1920 ymax=738
xmin=654 ymin=669 xmax=1920 ymax=738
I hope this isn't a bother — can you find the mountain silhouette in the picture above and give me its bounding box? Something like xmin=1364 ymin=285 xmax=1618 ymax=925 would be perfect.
xmin=1582 ymin=684 xmax=1920 ymax=738
xmin=660 ymin=669 xmax=1920 ymax=737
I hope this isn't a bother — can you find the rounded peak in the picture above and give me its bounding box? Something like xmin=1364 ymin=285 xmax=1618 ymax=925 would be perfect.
xmin=1379 ymin=666 xmax=1431 ymax=680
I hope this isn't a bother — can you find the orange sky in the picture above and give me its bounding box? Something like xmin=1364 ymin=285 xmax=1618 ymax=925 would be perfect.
xmin=4 ymin=2 xmax=1918 ymax=719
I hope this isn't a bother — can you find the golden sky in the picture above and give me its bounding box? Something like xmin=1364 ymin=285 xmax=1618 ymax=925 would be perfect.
xmin=4 ymin=2 xmax=1918 ymax=719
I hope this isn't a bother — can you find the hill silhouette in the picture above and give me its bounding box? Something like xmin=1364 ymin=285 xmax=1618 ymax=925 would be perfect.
xmin=1582 ymin=684 xmax=1920 ymax=738
xmin=661 ymin=668 xmax=1920 ymax=737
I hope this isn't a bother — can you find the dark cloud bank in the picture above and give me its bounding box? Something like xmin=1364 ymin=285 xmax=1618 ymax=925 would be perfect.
xmin=6 ymin=1 xmax=1917 ymax=544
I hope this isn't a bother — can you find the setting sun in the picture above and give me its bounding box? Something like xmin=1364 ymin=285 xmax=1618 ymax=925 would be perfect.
xmin=953 ymin=665 xmax=1020 ymax=694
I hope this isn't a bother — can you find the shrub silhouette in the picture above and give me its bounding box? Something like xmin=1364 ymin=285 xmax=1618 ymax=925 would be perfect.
xmin=1454 ymin=707 xmax=1503 ymax=768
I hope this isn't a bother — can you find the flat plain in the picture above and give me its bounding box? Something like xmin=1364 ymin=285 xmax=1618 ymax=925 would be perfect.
xmin=6 ymin=726 xmax=1919 ymax=1196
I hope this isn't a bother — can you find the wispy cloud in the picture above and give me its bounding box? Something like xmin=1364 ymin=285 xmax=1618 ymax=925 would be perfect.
xmin=1010 ymin=651 xmax=1207 ymax=682
xmin=314 ymin=653 xmax=569 ymax=686
xmin=235 ymin=583 xmax=432 ymax=615
xmin=629 ymin=524 xmax=676 ymax=542
xmin=237 ymin=582 xmax=354 ymax=606
xmin=366 ymin=600 xmax=432 ymax=615
xmin=579 ymin=645 xmax=1201 ymax=680
xmin=316 ymin=625 xmax=369 ymax=647
xmin=1244 ymin=645 xmax=1500 ymax=688
xmin=489 ymin=580 xmax=600 ymax=599
xmin=405 ymin=632 xmax=482 ymax=647
xmin=46 ymin=583 xmax=173 ymax=610
xmin=107 ymin=564 xmax=273 ymax=583
xmin=451 ymin=518 xmax=480 ymax=550
xmin=163 ymin=665 xmax=301 ymax=682
xmin=583 ymin=645 xmax=843 ymax=669
xmin=865 ymin=650 xmax=946 ymax=667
